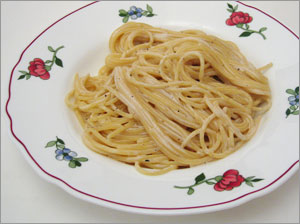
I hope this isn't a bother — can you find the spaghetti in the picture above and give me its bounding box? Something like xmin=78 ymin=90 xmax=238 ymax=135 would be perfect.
xmin=66 ymin=22 xmax=271 ymax=175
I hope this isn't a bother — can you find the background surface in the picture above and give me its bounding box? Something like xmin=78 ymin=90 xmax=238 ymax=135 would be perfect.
xmin=1 ymin=1 xmax=299 ymax=223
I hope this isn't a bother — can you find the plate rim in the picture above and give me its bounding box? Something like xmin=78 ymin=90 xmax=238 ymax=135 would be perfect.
xmin=5 ymin=0 xmax=299 ymax=215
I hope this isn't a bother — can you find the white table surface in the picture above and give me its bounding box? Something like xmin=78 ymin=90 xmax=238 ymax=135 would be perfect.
xmin=1 ymin=1 xmax=299 ymax=223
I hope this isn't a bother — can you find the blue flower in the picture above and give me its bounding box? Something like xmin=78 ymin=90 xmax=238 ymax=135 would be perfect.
xmin=131 ymin=14 xmax=138 ymax=20
xmin=136 ymin=8 xmax=143 ymax=13
xmin=55 ymin=148 xmax=77 ymax=161
xmin=137 ymin=12 xmax=142 ymax=18
xmin=128 ymin=10 xmax=134 ymax=16
xmin=130 ymin=6 xmax=137 ymax=12
xmin=288 ymin=95 xmax=299 ymax=106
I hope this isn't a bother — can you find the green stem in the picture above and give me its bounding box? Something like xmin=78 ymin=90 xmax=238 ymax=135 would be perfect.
xmin=48 ymin=46 xmax=64 ymax=71
xmin=174 ymin=178 xmax=215 ymax=189
xmin=55 ymin=136 xmax=60 ymax=149
xmin=240 ymin=26 xmax=266 ymax=40
xmin=55 ymin=139 xmax=60 ymax=150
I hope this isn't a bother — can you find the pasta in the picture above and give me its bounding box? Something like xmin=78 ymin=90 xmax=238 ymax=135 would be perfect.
xmin=66 ymin=22 xmax=272 ymax=175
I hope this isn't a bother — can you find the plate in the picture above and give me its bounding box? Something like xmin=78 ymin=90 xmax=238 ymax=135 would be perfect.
xmin=5 ymin=1 xmax=299 ymax=215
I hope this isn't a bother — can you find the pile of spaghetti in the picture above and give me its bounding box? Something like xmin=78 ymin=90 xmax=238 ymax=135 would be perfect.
xmin=66 ymin=22 xmax=271 ymax=175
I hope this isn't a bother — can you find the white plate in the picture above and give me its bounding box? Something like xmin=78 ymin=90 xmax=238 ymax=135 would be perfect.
xmin=5 ymin=1 xmax=299 ymax=215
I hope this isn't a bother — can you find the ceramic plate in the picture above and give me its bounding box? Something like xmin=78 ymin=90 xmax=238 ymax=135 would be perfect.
xmin=5 ymin=1 xmax=299 ymax=215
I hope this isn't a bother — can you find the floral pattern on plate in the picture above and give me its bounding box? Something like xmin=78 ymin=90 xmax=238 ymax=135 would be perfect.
xmin=119 ymin=5 xmax=156 ymax=23
xmin=226 ymin=3 xmax=267 ymax=39
xmin=286 ymin=86 xmax=299 ymax=117
xmin=174 ymin=169 xmax=263 ymax=195
xmin=45 ymin=136 xmax=88 ymax=168
xmin=18 ymin=46 xmax=64 ymax=80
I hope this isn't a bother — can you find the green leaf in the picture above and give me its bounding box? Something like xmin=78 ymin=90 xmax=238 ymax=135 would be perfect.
xmin=290 ymin=105 xmax=297 ymax=110
xmin=233 ymin=5 xmax=238 ymax=12
xmin=119 ymin=9 xmax=127 ymax=14
xmin=227 ymin=9 xmax=233 ymax=13
xmin=245 ymin=24 xmax=250 ymax=29
xmin=119 ymin=10 xmax=128 ymax=17
xmin=239 ymin=31 xmax=253 ymax=37
xmin=245 ymin=176 xmax=255 ymax=181
xmin=286 ymin=108 xmax=291 ymax=117
xmin=146 ymin=13 xmax=155 ymax=17
xmin=295 ymin=86 xmax=299 ymax=94
xmin=55 ymin=57 xmax=63 ymax=67
xmin=74 ymin=160 xmax=82 ymax=167
xmin=292 ymin=110 xmax=299 ymax=115
xmin=44 ymin=60 xmax=52 ymax=64
xmin=206 ymin=181 xmax=215 ymax=185
xmin=195 ymin=173 xmax=205 ymax=183
xmin=259 ymin=27 xmax=267 ymax=32
xmin=48 ymin=46 xmax=55 ymax=52
xmin=25 ymin=74 xmax=31 ymax=80
xmin=19 ymin=70 xmax=28 ymax=75
xmin=245 ymin=181 xmax=254 ymax=187
xmin=122 ymin=15 xmax=129 ymax=23
xmin=74 ymin=157 xmax=88 ymax=162
xmin=286 ymin=89 xmax=296 ymax=95
xmin=227 ymin=3 xmax=233 ymax=9
xmin=45 ymin=141 xmax=56 ymax=148
xmin=44 ymin=65 xmax=51 ymax=71
xmin=56 ymin=137 xmax=65 ymax=145
xmin=236 ymin=23 xmax=244 ymax=28
xmin=251 ymin=178 xmax=264 ymax=182
xmin=146 ymin=4 xmax=153 ymax=13
xmin=18 ymin=75 xmax=25 ymax=80
xmin=215 ymin=175 xmax=223 ymax=182
xmin=57 ymin=144 xmax=65 ymax=149
xmin=69 ymin=160 xmax=76 ymax=168
xmin=187 ymin=187 xmax=194 ymax=195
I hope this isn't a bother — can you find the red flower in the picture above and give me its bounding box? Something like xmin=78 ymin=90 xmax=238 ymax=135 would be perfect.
xmin=214 ymin=169 xmax=245 ymax=191
xmin=226 ymin=11 xmax=253 ymax=26
xmin=28 ymin=58 xmax=50 ymax=80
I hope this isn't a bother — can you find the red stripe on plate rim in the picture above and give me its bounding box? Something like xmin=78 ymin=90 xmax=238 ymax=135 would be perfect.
xmin=237 ymin=1 xmax=299 ymax=39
